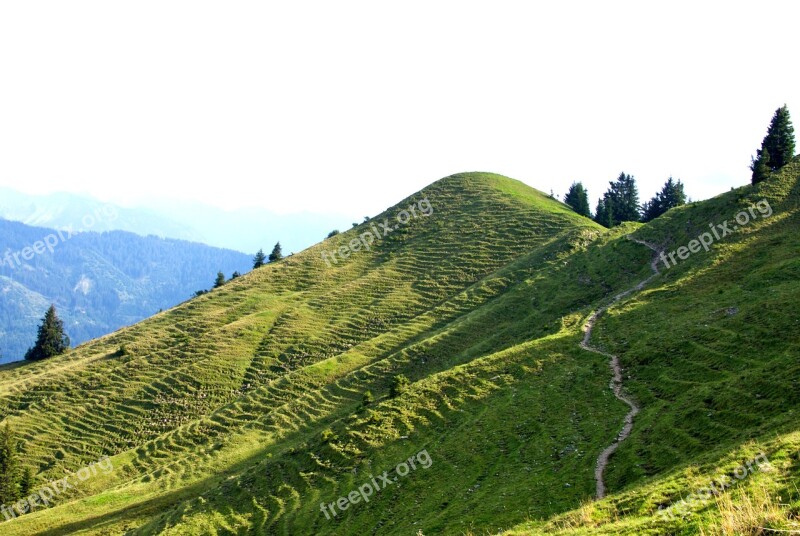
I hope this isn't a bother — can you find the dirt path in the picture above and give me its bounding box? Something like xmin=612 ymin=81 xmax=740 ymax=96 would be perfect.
xmin=581 ymin=236 xmax=661 ymax=499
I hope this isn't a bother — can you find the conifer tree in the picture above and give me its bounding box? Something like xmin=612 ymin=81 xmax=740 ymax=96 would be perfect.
xmin=0 ymin=422 xmax=20 ymax=504
xmin=564 ymin=182 xmax=591 ymax=217
xmin=19 ymin=466 xmax=33 ymax=497
xmin=611 ymin=172 xmax=640 ymax=223
xmin=252 ymin=249 xmax=267 ymax=269
xmin=214 ymin=272 xmax=226 ymax=288
xmin=24 ymin=305 xmax=70 ymax=361
xmin=594 ymin=172 xmax=640 ymax=227
xmin=761 ymin=105 xmax=795 ymax=170
xmin=641 ymin=177 xmax=687 ymax=222
xmin=268 ymin=242 xmax=283 ymax=263
xmin=594 ymin=198 xmax=611 ymax=227
xmin=751 ymin=147 xmax=772 ymax=184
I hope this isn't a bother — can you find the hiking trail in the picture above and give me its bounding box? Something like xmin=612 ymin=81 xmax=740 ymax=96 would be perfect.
xmin=581 ymin=236 xmax=661 ymax=499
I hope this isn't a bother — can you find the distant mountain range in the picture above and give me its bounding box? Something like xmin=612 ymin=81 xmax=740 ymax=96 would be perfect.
xmin=0 ymin=187 xmax=351 ymax=254
xmin=0 ymin=217 xmax=252 ymax=363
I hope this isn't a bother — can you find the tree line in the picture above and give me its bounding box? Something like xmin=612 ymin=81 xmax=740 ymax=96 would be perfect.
xmin=564 ymin=173 xmax=687 ymax=227
xmin=563 ymin=105 xmax=795 ymax=227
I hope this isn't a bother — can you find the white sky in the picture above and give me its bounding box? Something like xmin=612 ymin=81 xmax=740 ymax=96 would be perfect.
xmin=1 ymin=1 xmax=798 ymax=218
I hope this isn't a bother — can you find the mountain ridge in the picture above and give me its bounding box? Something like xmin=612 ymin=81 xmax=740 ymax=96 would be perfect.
xmin=0 ymin=186 xmax=358 ymax=255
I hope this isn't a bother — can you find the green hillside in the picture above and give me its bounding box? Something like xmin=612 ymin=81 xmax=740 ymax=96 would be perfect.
xmin=0 ymin=169 xmax=798 ymax=535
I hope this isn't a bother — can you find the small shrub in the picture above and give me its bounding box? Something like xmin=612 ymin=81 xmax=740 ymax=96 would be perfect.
xmin=389 ymin=374 xmax=410 ymax=398
xmin=362 ymin=390 xmax=374 ymax=406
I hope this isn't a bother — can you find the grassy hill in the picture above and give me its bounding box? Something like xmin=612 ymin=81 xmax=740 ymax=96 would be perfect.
xmin=0 ymin=169 xmax=797 ymax=535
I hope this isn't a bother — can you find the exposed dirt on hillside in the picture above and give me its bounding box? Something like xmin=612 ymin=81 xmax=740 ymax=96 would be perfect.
xmin=581 ymin=236 xmax=661 ymax=498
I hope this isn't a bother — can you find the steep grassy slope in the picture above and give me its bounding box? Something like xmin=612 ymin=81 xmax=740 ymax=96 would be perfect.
xmin=510 ymin=160 xmax=800 ymax=534
xmin=0 ymin=169 xmax=797 ymax=535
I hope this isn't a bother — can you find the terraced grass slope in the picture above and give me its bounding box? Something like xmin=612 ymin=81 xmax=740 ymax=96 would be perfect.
xmin=0 ymin=169 xmax=798 ymax=535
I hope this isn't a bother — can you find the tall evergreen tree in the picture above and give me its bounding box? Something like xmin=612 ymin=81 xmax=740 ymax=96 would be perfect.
xmin=24 ymin=305 xmax=69 ymax=361
xmin=594 ymin=198 xmax=611 ymax=227
xmin=761 ymin=105 xmax=796 ymax=170
xmin=19 ymin=466 xmax=33 ymax=498
xmin=252 ymin=249 xmax=267 ymax=269
xmin=214 ymin=272 xmax=226 ymax=288
xmin=751 ymin=147 xmax=772 ymax=184
xmin=0 ymin=422 xmax=20 ymax=504
xmin=594 ymin=172 xmax=640 ymax=227
xmin=268 ymin=242 xmax=283 ymax=263
xmin=611 ymin=172 xmax=640 ymax=223
xmin=564 ymin=182 xmax=591 ymax=217
xmin=641 ymin=177 xmax=687 ymax=222
xmin=660 ymin=177 xmax=687 ymax=209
